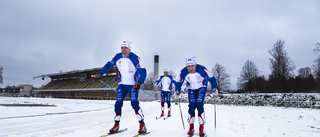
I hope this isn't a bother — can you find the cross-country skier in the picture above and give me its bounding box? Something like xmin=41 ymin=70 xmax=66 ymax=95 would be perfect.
xmin=155 ymin=68 xmax=176 ymax=117
xmin=175 ymin=55 xmax=218 ymax=136
xmin=95 ymin=40 xmax=147 ymax=134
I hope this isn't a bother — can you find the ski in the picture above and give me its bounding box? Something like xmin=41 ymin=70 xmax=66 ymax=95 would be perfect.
xmin=156 ymin=115 xmax=164 ymax=120
xmin=163 ymin=115 xmax=171 ymax=120
xmin=187 ymin=133 xmax=193 ymax=137
xmin=187 ymin=133 xmax=207 ymax=137
xmin=132 ymin=132 xmax=151 ymax=137
xmin=101 ymin=128 xmax=128 ymax=137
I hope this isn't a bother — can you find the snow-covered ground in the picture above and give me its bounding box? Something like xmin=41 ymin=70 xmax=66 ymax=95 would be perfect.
xmin=0 ymin=97 xmax=319 ymax=137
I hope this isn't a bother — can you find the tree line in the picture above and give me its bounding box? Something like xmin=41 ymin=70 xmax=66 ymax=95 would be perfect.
xmin=143 ymin=40 xmax=320 ymax=93
xmin=239 ymin=40 xmax=320 ymax=93
xmin=0 ymin=65 xmax=3 ymax=85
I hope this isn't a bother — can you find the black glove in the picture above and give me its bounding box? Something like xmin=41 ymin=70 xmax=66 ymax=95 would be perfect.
xmin=94 ymin=74 xmax=103 ymax=80
xmin=133 ymin=81 xmax=141 ymax=90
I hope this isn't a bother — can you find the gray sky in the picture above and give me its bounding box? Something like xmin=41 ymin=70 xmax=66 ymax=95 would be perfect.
xmin=1 ymin=0 xmax=319 ymax=90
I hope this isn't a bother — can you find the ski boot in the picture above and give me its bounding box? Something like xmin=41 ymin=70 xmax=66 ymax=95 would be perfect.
xmin=138 ymin=121 xmax=147 ymax=134
xmin=187 ymin=124 xmax=194 ymax=135
xmin=199 ymin=124 xmax=205 ymax=136
xmin=160 ymin=111 xmax=164 ymax=117
xmin=168 ymin=111 xmax=171 ymax=117
xmin=109 ymin=121 xmax=119 ymax=133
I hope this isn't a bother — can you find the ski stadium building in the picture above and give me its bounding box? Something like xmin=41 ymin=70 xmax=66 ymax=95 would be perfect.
xmin=33 ymin=67 xmax=119 ymax=100
xmin=33 ymin=67 xmax=159 ymax=101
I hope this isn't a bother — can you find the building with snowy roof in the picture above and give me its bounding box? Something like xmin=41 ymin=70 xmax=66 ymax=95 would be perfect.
xmin=33 ymin=67 xmax=120 ymax=100
xmin=33 ymin=67 xmax=159 ymax=101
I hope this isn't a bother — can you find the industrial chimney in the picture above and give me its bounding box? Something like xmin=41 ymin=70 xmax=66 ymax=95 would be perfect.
xmin=154 ymin=54 xmax=159 ymax=81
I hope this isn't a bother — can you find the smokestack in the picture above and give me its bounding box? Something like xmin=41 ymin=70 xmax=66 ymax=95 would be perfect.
xmin=154 ymin=54 xmax=159 ymax=81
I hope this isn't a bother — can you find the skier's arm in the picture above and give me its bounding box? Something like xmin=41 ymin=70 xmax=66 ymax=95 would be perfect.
xmin=100 ymin=62 xmax=114 ymax=75
xmin=135 ymin=58 xmax=147 ymax=84
xmin=175 ymin=80 xmax=184 ymax=93
xmin=100 ymin=55 xmax=118 ymax=75
xmin=136 ymin=68 xmax=147 ymax=84
xmin=175 ymin=68 xmax=187 ymax=93
xmin=204 ymin=67 xmax=218 ymax=90
xmin=171 ymin=77 xmax=177 ymax=84
xmin=154 ymin=77 xmax=161 ymax=84
xmin=208 ymin=76 xmax=218 ymax=90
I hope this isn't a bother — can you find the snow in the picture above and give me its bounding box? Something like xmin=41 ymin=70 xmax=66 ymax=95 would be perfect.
xmin=0 ymin=97 xmax=319 ymax=137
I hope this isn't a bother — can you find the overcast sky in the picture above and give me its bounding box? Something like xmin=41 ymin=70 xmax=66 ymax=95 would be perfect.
xmin=1 ymin=0 xmax=319 ymax=90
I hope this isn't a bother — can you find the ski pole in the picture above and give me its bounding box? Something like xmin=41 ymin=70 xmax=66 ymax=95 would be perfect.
xmin=98 ymin=79 xmax=117 ymax=93
xmin=214 ymin=96 xmax=217 ymax=130
xmin=99 ymin=79 xmax=160 ymax=101
xmin=178 ymin=96 xmax=185 ymax=130
xmin=139 ymin=89 xmax=161 ymax=101
xmin=213 ymin=89 xmax=218 ymax=130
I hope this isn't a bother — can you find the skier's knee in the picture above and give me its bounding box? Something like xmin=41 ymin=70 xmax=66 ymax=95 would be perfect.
xmin=196 ymin=101 xmax=204 ymax=107
xmin=166 ymin=100 xmax=170 ymax=105
xmin=115 ymin=100 xmax=123 ymax=108
xmin=167 ymin=102 xmax=171 ymax=108
xmin=196 ymin=102 xmax=204 ymax=111
xmin=131 ymin=101 xmax=140 ymax=111
xmin=189 ymin=99 xmax=196 ymax=108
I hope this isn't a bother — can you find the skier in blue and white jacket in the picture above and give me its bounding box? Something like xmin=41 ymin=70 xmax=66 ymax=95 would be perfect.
xmin=155 ymin=68 xmax=176 ymax=117
xmin=175 ymin=55 xmax=218 ymax=136
xmin=95 ymin=40 xmax=147 ymax=134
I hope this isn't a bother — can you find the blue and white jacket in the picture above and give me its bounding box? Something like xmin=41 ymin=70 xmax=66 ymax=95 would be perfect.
xmin=100 ymin=52 xmax=147 ymax=85
xmin=155 ymin=75 xmax=176 ymax=92
xmin=175 ymin=64 xmax=217 ymax=93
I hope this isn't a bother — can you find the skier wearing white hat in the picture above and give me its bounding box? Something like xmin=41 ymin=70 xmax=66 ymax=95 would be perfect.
xmin=155 ymin=68 xmax=176 ymax=118
xmin=95 ymin=40 xmax=147 ymax=134
xmin=175 ymin=55 xmax=218 ymax=136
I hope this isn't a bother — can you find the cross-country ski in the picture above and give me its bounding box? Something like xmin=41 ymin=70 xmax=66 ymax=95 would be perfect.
xmin=163 ymin=115 xmax=171 ymax=120
xmin=101 ymin=128 xmax=128 ymax=137
xmin=133 ymin=132 xmax=151 ymax=137
xmin=155 ymin=115 xmax=164 ymax=120
xmin=187 ymin=133 xmax=207 ymax=137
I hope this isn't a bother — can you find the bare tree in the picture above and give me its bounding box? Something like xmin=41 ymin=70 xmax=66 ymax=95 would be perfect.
xmin=142 ymin=72 xmax=155 ymax=90
xmin=168 ymin=69 xmax=177 ymax=80
xmin=298 ymin=67 xmax=312 ymax=79
xmin=0 ymin=65 xmax=3 ymax=85
xmin=211 ymin=63 xmax=231 ymax=91
xmin=268 ymin=40 xmax=295 ymax=92
xmin=314 ymin=43 xmax=320 ymax=57
xmin=240 ymin=60 xmax=259 ymax=91
xmin=296 ymin=67 xmax=315 ymax=92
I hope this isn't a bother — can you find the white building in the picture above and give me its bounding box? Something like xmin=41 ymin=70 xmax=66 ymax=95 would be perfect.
xmin=20 ymin=84 xmax=33 ymax=97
